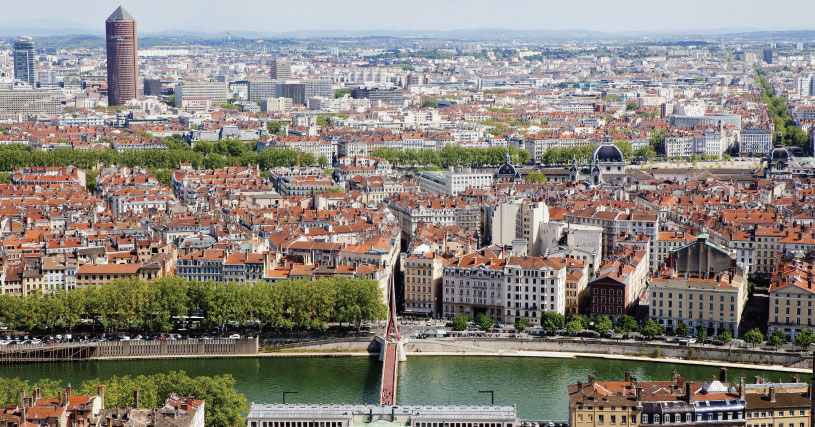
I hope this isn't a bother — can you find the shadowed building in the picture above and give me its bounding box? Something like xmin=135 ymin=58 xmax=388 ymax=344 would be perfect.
xmin=106 ymin=6 xmax=138 ymax=106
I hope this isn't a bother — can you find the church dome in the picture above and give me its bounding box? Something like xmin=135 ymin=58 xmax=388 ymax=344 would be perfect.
xmin=592 ymin=143 xmax=624 ymax=163
xmin=770 ymin=145 xmax=790 ymax=161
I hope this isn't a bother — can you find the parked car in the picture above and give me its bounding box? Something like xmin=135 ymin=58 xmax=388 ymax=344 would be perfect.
xmin=228 ymin=333 xmax=241 ymax=339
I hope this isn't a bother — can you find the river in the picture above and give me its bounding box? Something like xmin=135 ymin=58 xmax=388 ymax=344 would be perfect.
xmin=0 ymin=356 xmax=808 ymax=420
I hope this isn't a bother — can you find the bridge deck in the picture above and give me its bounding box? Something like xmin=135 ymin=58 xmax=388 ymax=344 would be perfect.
xmin=380 ymin=340 xmax=398 ymax=405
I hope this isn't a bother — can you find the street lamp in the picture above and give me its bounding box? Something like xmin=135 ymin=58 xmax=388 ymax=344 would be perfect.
xmin=282 ymin=391 xmax=298 ymax=404
xmin=479 ymin=390 xmax=494 ymax=405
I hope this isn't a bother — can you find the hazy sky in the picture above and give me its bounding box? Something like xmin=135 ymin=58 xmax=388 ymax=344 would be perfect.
xmin=5 ymin=0 xmax=815 ymax=34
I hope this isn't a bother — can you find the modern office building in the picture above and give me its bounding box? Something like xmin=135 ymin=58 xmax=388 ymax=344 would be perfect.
xmin=248 ymin=80 xmax=278 ymax=102
xmin=175 ymin=82 xmax=229 ymax=107
xmin=0 ymin=89 xmax=61 ymax=121
xmin=143 ymin=78 xmax=161 ymax=97
xmin=763 ymin=46 xmax=774 ymax=64
xmin=105 ymin=6 xmax=138 ymax=106
xmin=13 ymin=36 xmax=35 ymax=86
xmin=270 ymin=59 xmax=292 ymax=80
xmin=351 ymin=87 xmax=404 ymax=107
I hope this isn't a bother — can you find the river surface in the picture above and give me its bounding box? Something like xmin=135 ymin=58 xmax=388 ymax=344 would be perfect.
xmin=0 ymin=356 xmax=808 ymax=420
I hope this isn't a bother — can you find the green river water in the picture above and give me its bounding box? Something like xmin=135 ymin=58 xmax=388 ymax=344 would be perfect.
xmin=0 ymin=356 xmax=807 ymax=420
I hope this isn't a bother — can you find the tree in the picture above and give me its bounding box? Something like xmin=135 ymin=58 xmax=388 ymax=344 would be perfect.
xmin=318 ymin=155 xmax=329 ymax=168
xmin=0 ymin=172 xmax=10 ymax=184
xmin=640 ymin=320 xmax=664 ymax=339
xmin=614 ymin=315 xmax=638 ymax=335
xmin=85 ymin=169 xmax=97 ymax=193
xmin=769 ymin=330 xmax=788 ymax=349
xmin=675 ymin=321 xmax=690 ymax=337
xmin=744 ymin=328 xmax=763 ymax=349
xmin=633 ymin=145 xmax=656 ymax=159
xmin=717 ymin=329 xmax=733 ymax=345
xmin=513 ymin=318 xmax=528 ymax=332
xmin=793 ymin=328 xmax=815 ymax=350
xmin=334 ymin=88 xmax=351 ymax=98
xmin=475 ymin=313 xmax=493 ymax=332
xmin=625 ymin=101 xmax=638 ymax=111
xmin=266 ymin=121 xmax=284 ymax=136
xmin=541 ymin=311 xmax=566 ymax=333
xmin=525 ymin=171 xmax=546 ymax=183
xmin=613 ymin=141 xmax=633 ymax=159
xmin=696 ymin=327 xmax=708 ymax=343
xmin=592 ymin=315 xmax=613 ymax=334
xmin=452 ymin=314 xmax=470 ymax=331
xmin=566 ymin=317 xmax=583 ymax=335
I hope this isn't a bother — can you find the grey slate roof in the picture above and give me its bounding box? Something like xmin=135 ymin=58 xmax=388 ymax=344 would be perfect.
xmin=107 ymin=6 xmax=134 ymax=21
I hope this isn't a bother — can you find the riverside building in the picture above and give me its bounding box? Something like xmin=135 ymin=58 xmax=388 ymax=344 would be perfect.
xmin=246 ymin=404 xmax=518 ymax=427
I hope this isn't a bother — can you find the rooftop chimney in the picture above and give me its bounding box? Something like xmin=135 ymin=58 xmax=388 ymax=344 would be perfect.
xmin=625 ymin=371 xmax=632 ymax=383
xmin=719 ymin=367 xmax=728 ymax=383
xmin=671 ymin=369 xmax=679 ymax=381
xmin=134 ymin=389 xmax=140 ymax=409
xmin=755 ymin=376 xmax=763 ymax=384
xmin=686 ymin=381 xmax=695 ymax=403
xmin=636 ymin=387 xmax=644 ymax=401
xmin=769 ymin=386 xmax=777 ymax=403
xmin=739 ymin=377 xmax=746 ymax=400
xmin=577 ymin=381 xmax=583 ymax=391
xmin=20 ymin=389 xmax=26 ymax=409
xmin=588 ymin=374 xmax=596 ymax=385
xmin=66 ymin=384 xmax=72 ymax=397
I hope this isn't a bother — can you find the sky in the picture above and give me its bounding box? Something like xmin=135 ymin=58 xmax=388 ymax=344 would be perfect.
xmin=3 ymin=0 xmax=815 ymax=35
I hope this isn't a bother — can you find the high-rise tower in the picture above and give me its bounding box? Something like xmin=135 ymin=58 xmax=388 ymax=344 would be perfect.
xmin=270 ymin=59 xmax=292 ymax=80
xmin=106 ymin=6 xmax=137 ymax=106
xmin=13 ymin=37 xmax=35 ymax=86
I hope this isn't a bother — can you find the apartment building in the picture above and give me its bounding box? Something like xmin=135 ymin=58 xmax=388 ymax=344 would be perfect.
xmin=649 ymin=234 xmax=748 ymax=335
xmin=414 ymin=170 xmax=494 ymax=196
xmin=401 ymin=251 xmax=444 ymax=318
xmin=387 ymin=194 xmax=482 ymax=239
xmin=755 ymin=227 xmax=785 ymax=275
xmin=587 ymin=246 xmax=649 ymax=319
xmin=568 ymin=370 xmax=811 ymax=427
xmin=75 ymin=263 xmax=146 ymax=288
xmin=565 ymin=257 xmax=589 ymax=316
xmin=563 ymin=208 xmax=658 ymax=258
xmin=504 ymin=256 xmax=567 ymax=324
xmin=768 ymin=259 xmax=815 ymax=339
xmin=442 ymin=246 xmax=508 ymax=321
xmin=739 ymin=128 xmax=773 ymax=155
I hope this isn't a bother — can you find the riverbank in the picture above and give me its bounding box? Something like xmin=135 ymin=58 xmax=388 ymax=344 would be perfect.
xmin=255 ymin=348 xmax=812 ymax=374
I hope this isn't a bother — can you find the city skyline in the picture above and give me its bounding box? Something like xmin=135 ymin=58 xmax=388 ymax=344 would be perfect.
xmin=1 ymin=0 xmax=815 ymax=36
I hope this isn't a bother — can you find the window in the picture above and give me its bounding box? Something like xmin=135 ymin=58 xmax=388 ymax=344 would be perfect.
xmin=599 ymin=415 xmax=605 ymax=424
xmin=654 ymin=415 xmax=660 ymax=424
xmin=642 ymin=415 xmax=649 ymax=424
xmin=611 ymin=416 xmax=617 ymax=424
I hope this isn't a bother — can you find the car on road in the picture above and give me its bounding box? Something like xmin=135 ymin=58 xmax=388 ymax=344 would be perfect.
xmin=228 ymin=333 xmax=241 ymax=339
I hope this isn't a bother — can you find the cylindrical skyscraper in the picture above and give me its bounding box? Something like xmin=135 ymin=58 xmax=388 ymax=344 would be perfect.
xmin=13 ymin=36 xmax=35 ymax=86
xmin=105 ymin=6 xmax=137 ymax=106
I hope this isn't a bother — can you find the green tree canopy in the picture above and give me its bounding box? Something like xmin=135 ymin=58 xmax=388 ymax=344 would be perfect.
xmin=451 ymin=314 xmax=470 ymax=331
xmin=640 ymin=320 xmax=664 ymax=338
xmin=769 ymin=330 xmax=788 ymax=348
xmin=592 ymin=315 xmax=613 ymax=335
xmin=614 ymin=315 xmax=638 ymax=335
xmin=743 ymin=328 xmax=763 ymax=349
xmin=793 ymin=328 xmax=815 ymax=350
